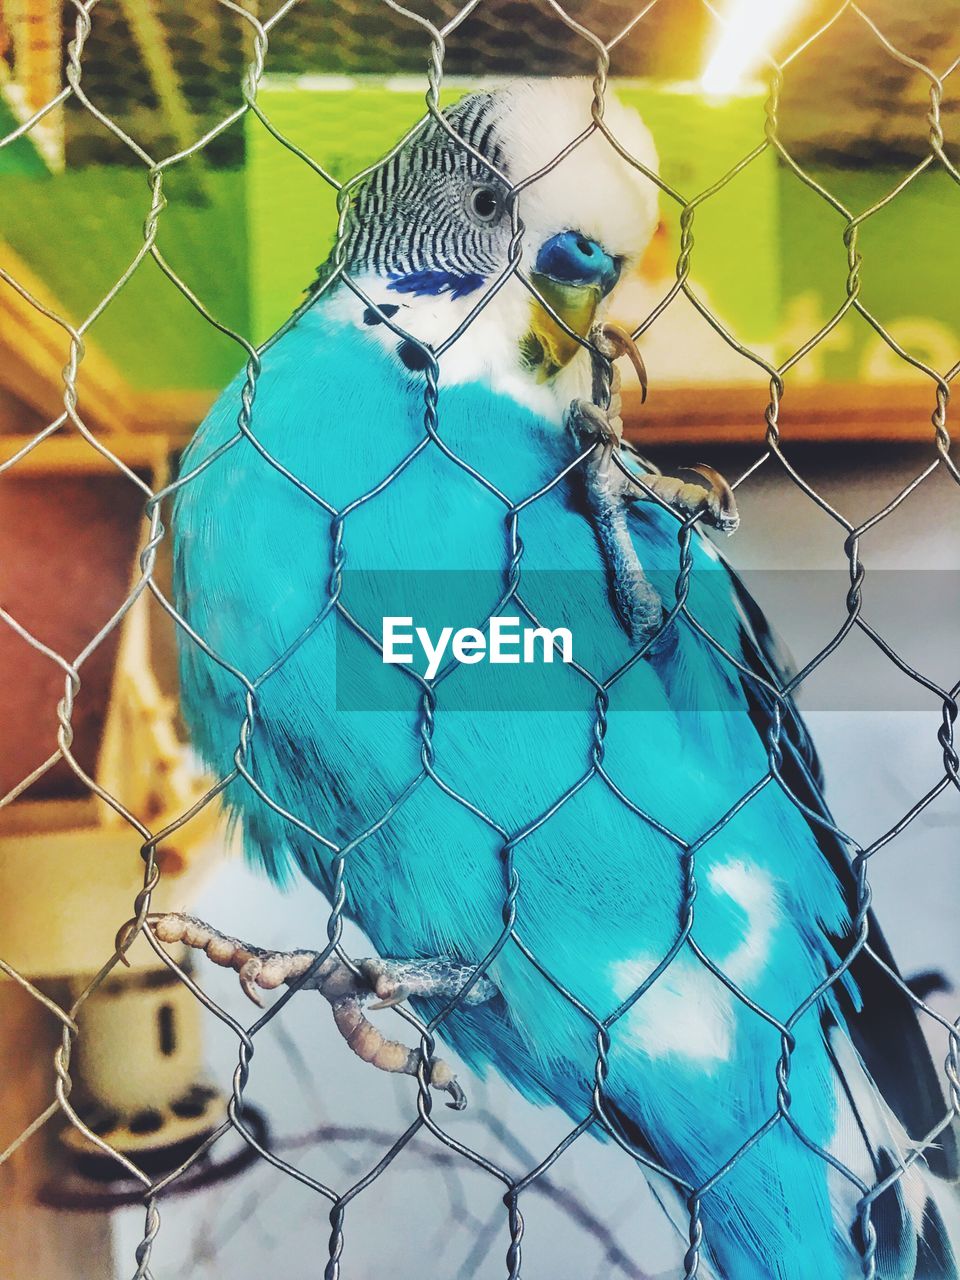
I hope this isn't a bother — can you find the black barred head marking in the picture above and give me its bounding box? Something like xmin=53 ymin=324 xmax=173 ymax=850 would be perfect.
xmin=338 ymin=93 xmax=511 ymax=289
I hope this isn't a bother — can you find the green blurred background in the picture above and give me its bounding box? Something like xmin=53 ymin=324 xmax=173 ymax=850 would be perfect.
xmin=2 ymin=0 xmax=957 ymax=394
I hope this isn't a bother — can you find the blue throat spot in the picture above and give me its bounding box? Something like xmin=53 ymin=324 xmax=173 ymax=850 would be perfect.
xmin=387 ymin=270 xmax=485 ymax=300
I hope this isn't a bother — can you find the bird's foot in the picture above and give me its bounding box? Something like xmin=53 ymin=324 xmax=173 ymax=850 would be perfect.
xmin=564 ymin=332 xmax=739 ymax=646
xmin=565 ymin=323 xmax=645 ymax=462
xmin=144 ymin=912 xmax=496 ymax=1110
xmin=565 ymin=394 xmax=642 ymax=531
xmin=569 ymin=320 xmax=739 ymax=535
xmin=625 ymin=463 xmax=739 ymax=535
xmin=565 ymin=394 xmax=666 ymax=648
xmin=565 ymin=402 xmax=739 ymax=535
xmin=565 ymin=394 xmax=623 ymax=457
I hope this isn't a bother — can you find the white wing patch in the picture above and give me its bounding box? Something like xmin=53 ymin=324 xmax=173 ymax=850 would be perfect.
xmin=610 ymin=950 xmax=737 ymax=1065
xmin=610 ymin=858 xmax=779 ymax=1067
xmin=706 ymin=858 xmax=778 ymax=985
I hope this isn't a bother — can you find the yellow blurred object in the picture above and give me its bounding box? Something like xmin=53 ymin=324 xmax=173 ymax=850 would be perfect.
xmin=58 ymin=963 xmax=225 ymax=1173
xmin=70 ymin=969 xmax=204 ymax=1116
xmin=0 ymin=427 xmax=229 ymax=1183
xmin=0 ymin=572 xmax=223 ymax=980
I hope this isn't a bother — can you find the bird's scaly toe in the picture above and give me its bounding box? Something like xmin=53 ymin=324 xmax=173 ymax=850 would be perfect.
xmin=147 ymin=913 xmax=477 ymax=1107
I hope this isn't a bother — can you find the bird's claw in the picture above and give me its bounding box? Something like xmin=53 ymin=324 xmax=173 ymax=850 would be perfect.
xmin=357 ymin=956 xmax=412 ymax=1011
xmin=565 ymin=396 xmax=622 ymax=459
xmin=593 ymin=320 xmax=647 ymax=404
xmin=565 ymin=324 xmax=651 ymax=469
xmin=367 ymin=992 xmax=410 ymax=1011
xmin=572 ymin=319 xmax=738 ymax=535
xmin=564 ymin=324 xmax=740 ymax=651
xmin=143 ymin=912 xmax=482 ymax=1109
xmin=687 ymin=464 xmax=739 ymax=534
xmin=564 ymin=323 xmax=645 ymax=460
xmin=635 ymin=463 xmax=740 ymax=535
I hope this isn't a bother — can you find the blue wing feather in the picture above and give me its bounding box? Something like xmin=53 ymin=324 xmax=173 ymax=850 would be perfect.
xmin=173 ymin=306 xmax=956 ymax=1279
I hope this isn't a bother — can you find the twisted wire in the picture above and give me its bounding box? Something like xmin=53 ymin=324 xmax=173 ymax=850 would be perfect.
xmin=1 ymin=2 xmax=958 ymax=1278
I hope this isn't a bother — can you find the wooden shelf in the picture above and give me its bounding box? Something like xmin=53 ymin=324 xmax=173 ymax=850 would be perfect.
xmin=621 ymin=383 xmax=949 ymax=449
xmin=4 ymin=247 xmax=949 ymax=468
xmin=1 ymin=240 xmax=212 ymax=466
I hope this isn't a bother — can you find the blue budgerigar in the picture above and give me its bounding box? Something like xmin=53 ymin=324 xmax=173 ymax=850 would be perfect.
xmin=163 ymin=81 xmax=959 ymax=1278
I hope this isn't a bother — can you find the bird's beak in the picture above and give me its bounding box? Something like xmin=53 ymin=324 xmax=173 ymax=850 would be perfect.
xmin=523 ymin=275 xmax=605 ymax=380
xmin=522 ymin=231 xmax=622 ymax=381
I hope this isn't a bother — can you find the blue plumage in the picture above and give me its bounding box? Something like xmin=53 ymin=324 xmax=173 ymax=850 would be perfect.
xmin=172 ymin=78 xmax=958 ymax=1279
xmin=173 ymin=306 xmax=957 ymax=1278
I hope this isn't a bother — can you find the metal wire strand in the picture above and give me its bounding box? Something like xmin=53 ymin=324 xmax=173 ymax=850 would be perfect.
xmin=0 ymin=2 xmax=957 ymax=1279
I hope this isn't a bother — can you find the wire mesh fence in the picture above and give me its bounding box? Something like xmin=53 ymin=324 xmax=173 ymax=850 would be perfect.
xmin=1 ymin=2 xmax=959 ymax=1278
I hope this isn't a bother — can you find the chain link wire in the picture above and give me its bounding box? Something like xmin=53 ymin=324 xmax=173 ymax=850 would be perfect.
xmin=1 ymin=2 xmax=959 ymax=1277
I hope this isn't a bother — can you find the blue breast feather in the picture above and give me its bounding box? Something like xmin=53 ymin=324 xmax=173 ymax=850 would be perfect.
xmin=173 ymin=309 xmax=866 ymax=1279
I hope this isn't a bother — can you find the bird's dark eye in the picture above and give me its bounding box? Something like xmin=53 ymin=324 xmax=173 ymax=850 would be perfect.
xmin=467 ymin=185 xmax=501 ymax=224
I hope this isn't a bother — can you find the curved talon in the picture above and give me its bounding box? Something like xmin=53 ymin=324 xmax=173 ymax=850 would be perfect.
xmin=443 ymin=1078 xmax=468 ymax=1111
xmin=599 ymin=320 xmax=648 ymax=404
xmin=430 ymin=1059 xmax=467 ymax=1111
xmin=238 ymin=959 xmax=266 ymax=1008
xmin=688 ymin=463 xmax=739 ymax=533
xmin=114 ymin=917 xmax=139 ymax=963
xmin=115 ymin=911 xmax=169 ymax=964
xmin=357 ymin=957 xmax=412 ymax=1010
xmin=369 ymin=987 xmax=411 ymax=1011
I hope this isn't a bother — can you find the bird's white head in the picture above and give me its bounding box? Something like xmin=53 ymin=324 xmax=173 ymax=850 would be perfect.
xmin=326 ymin=78 xmax=660 ymax=419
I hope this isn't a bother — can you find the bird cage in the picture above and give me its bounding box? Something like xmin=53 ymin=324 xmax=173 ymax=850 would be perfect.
xmin=0 ymin=244 xmax=226 ymax=1202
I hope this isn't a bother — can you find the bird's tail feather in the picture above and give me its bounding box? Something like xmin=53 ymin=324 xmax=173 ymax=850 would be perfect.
xmin=915 ymin=1168 xmax=960 ymax=1280
xmin=827 ymin=1026 xmax=959 ymax=1280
